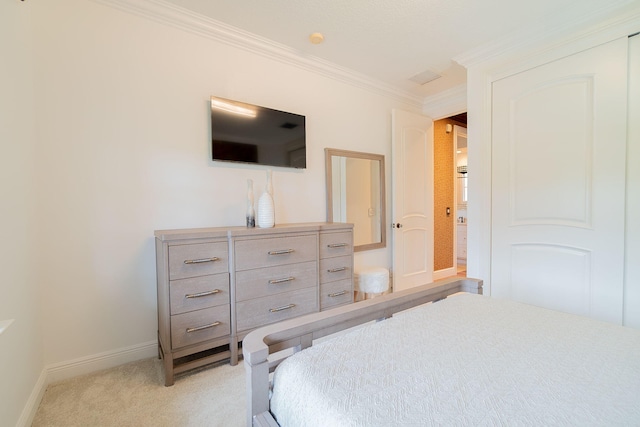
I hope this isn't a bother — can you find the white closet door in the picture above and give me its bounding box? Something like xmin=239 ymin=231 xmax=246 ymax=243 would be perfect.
xmin=625 ymin=34 xmax=640 ymax=329
xmin=491 ymin=37 xmax=628 ymax=324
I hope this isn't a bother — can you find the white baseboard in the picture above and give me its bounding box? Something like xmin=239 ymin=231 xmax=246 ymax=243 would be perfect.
xmin=433 ymin=267 xmax=457 ymax=280
xmin=16 ymin=367 xmax=48 ymax=427
xmin=17 ymin=340 xmax=158 ymax=427
xmin=47 ymin=340 xmax=158 ymax=384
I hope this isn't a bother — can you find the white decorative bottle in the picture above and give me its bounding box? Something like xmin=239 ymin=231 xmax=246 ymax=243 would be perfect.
xmin=246 ymin=179 xmax=255 ymax=228
xmin=257 ymin=170 xmax=275 ymax=228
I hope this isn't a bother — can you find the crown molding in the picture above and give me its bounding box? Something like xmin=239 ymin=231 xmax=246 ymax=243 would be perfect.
xmin=90 ymin=0 xmax=424 ymax=108
xmin=454 ymin=0 xmax=639 ymax=70
xmin=421 ymin=84 xmax=467 ymax=120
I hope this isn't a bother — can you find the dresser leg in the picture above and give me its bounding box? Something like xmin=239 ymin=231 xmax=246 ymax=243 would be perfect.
xmin=229 ymin=336 xmax=238 ymax=366
xmin=163 ymin=352 xmax=174 ymax=386
xmin=158 ymin=335 xmax=174 ymax=386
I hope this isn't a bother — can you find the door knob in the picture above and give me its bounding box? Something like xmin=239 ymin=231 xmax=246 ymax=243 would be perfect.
xmin=392 ymin=223 xmax=403 ymax=229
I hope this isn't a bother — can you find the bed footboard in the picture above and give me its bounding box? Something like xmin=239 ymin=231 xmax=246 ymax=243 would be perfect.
xmin=242 ymin=277 xmax=483 ymax=427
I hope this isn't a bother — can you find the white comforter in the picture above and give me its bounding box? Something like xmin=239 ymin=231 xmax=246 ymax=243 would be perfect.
xmin=270 ymin=293 xmax=640 ymax=426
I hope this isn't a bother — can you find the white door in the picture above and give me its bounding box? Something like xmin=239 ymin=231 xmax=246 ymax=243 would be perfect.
xmin=625 ymin=34 xmax=640 ymax=329
xmin=391 ymin=109 xmax=434 ymax=292
xmin=491 ymin=37 xmax=628 ymax=324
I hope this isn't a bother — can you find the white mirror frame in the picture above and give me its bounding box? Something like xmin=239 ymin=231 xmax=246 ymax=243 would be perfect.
xmin=325 ymin=148 xmax=386 ymax=252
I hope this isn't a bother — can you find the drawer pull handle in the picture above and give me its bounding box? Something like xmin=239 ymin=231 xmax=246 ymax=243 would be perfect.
xmin=185 ymin=289 xmax=221 ymax=299
xmin=269 ymin=303 xmax=296 ymax=313
xmin=184 ymin=257 xmax=219 ymax=264
xmin=186 ymin=321 xmax=221 ymax=333
xmin=269 ymin=277 xmax=295 ymax=285
xmin=268 ymin=249 xmax=294 ymax=255
xmin=328 ymin=290 xmax=348 ymax=297
xmin=328 ymin=267 xmax=347 ymax=273
xmin=327 ymin=243 xmax=348 ymax=248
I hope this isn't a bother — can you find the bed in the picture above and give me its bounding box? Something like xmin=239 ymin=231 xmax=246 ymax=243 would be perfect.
xmin=242 ymin=277 xmax=640 ymax=426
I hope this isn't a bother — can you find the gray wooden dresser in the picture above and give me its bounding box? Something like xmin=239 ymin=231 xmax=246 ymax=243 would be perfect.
xmin=155 ymin=223 xmax=354 ymax=386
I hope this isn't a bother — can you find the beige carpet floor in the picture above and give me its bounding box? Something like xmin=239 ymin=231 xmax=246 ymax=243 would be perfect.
xmin=32 ymin=357 xmax=245 ymax=427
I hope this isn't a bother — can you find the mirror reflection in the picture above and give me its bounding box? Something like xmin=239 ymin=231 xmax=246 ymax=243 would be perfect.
xmin=325 ymin=148 xmax=386 ymax=252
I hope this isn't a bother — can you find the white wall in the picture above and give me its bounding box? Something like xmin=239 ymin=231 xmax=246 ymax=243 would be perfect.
xmin=28 ymin=0 xmax=417 ymax=372
xmin=0 ymin=1 xmax=45 ymax=426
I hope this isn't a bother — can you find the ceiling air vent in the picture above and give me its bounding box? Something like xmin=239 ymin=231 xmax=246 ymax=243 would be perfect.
xmin=409 ymin=69 xmax=441 ymax=85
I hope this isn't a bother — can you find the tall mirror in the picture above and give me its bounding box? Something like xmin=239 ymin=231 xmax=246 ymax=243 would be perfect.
xmin=325 ymin=148 xmax=386 ymax=252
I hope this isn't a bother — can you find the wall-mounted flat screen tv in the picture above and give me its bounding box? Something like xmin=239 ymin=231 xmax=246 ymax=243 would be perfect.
xmin=211 ymin=96 xmax=306 ymax=169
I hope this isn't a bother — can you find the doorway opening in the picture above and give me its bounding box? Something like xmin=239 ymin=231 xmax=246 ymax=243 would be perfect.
xmin=432 ymin=113 xmax=467 ymax=280
xmin=454 ymin=123 xmax=468 ymax=277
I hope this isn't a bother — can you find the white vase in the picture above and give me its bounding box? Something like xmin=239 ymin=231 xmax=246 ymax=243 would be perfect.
xmin=257 ymin=170 xmax=275 ymax=228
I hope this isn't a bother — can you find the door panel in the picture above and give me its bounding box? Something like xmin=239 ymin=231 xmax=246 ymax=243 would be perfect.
xmin=392 ymin=109 xmax=434 ymax=292
xmin=491 ymin=37 xmax=628 ymax=324
xmin=508 ymin=76 xmax=593 ymax=227
xmin=510 ymin=244 xmax=591 ymax=316
xmin=402 ymin=228 xmax=428 ymax=278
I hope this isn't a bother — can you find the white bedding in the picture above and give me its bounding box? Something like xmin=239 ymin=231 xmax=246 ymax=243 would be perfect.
xmin=270 ymin=293 xmax=640 ymax=426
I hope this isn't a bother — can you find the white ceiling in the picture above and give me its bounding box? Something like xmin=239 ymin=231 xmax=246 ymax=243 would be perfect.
xmin=162 ymin=0 xmax=636 ymax=100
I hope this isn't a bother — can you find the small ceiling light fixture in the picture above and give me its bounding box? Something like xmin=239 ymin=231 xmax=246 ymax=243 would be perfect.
xmin=309 ymin=32 xmax=324 ymax=44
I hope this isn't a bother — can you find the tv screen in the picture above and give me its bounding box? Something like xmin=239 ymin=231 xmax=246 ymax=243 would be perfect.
xmin=211 ymin=96 xmax=306 ymax=169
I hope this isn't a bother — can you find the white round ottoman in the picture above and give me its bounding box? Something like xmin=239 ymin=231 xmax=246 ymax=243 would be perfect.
xmin=356 ymin=267 xmax=390 ymax=300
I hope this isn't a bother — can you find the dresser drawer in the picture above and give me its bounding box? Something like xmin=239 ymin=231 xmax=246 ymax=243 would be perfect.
xmin=169 ymin=242 xmax=229 ymax=280
xmin=320 ymin=279 xmax=353 ymax=310
xmin=319 ymin=255 xmax=352 ymax=284
xmin=236 ymin=287 xmax=317 ymax=332
xmin=171 ymin=304 xmax=230 ymax=349
xmin=170 ymin=274 xmax=230 ymax=315
xmin=319 ymin=231 xmax=353 ymax=259
xmin=236 ymin=261 xmax=317 ymax=302
xmin=235 ymin=234 xmax=317 ymax=270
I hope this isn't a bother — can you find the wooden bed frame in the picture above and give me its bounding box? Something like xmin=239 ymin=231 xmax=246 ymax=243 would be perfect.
xmin=242 ymin=277 xmax=483 ymax=427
